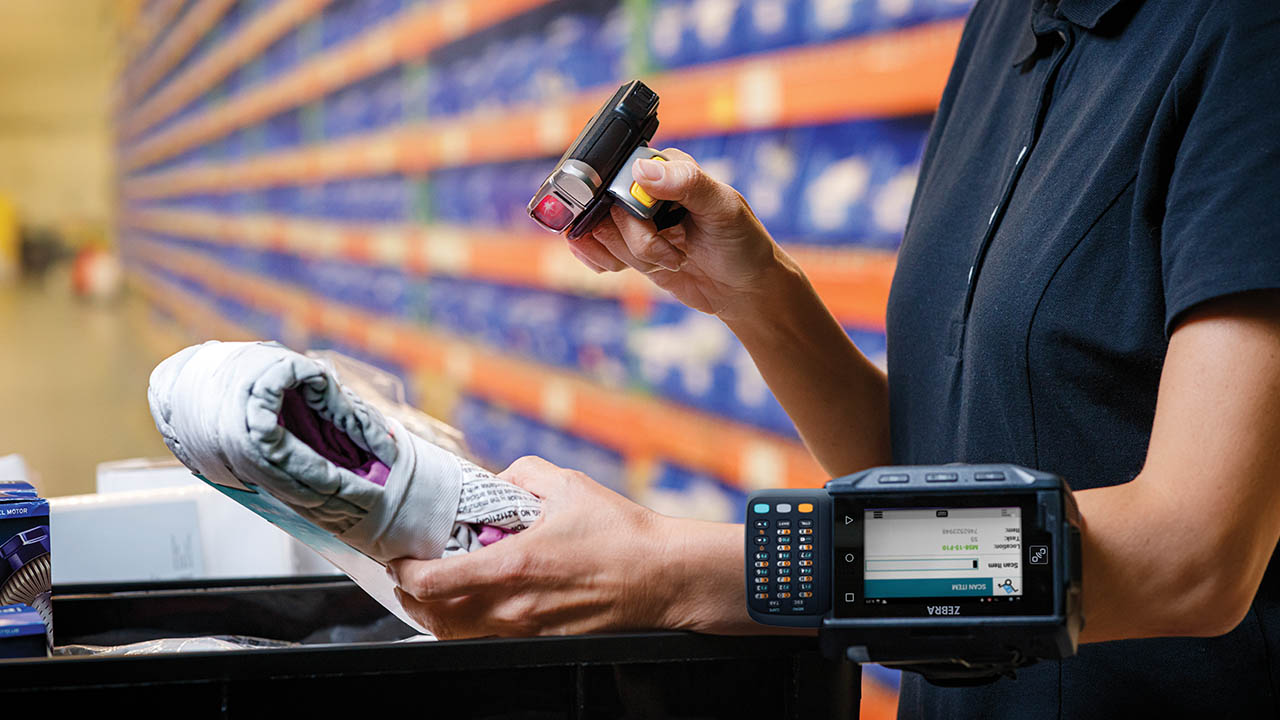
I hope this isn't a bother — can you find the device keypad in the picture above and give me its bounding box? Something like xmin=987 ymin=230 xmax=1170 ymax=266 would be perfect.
xmin=749 ymin=500 xmax=821 ymax=615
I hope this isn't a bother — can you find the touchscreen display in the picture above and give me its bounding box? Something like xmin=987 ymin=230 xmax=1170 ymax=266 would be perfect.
xmin=864 ymin=506 xmax=1022 ymax=600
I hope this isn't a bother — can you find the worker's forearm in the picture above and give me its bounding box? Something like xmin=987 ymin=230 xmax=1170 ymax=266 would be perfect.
xmin=721 ymin=251 xmax=892 ymax=476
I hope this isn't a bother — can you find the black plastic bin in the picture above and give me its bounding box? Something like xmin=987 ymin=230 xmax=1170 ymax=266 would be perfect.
xmin=0 ymin=577 xmax=859 ymax=718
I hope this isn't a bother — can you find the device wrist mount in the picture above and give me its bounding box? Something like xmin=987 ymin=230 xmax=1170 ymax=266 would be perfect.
xmin=746 ymin=464 xmax=1083 ymax=686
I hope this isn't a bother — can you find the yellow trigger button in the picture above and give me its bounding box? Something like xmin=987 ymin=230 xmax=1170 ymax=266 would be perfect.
xmin=629 ymin=155 xmax=667 ymax=208
xmin=630 ymin=182 xmax=656 ymax=207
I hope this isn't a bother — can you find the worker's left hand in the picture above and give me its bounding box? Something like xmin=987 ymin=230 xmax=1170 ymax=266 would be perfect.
xmin=388 ymin=456 xmax=677 ymax=639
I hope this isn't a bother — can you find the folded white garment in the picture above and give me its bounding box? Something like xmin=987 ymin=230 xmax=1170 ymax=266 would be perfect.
xmin=147 ymin=341 xmax=540 ymax=564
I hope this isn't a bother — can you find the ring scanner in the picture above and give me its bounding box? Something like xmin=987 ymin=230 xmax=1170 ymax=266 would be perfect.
xmin=528 ymin=80 xmax=686 ymax=239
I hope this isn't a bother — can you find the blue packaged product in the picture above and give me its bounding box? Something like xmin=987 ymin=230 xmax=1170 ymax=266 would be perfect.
xmin=544 ymin=13 xmax=604 ymax=94
xmin=427 ymin=168 xmax=467 ymax=224
xmin=264 ymin=107 xmax=303 ymax=150
xmin=846 ymin=326 xmax=888 ymax=369
xmin=741 ymin=0 xmax=806 ymax=53
xmin=566 ymin=295 xmax=629 ymax=386
xmin=649 ymin=0 xmax=695 ymax=70
xmin=492 ymin=35 xmax=540 ymax=108
xmin=262 ymin=26 xmax=300 ymax=79
xmin=734 ymin=127 xmax=813 ymax=241
xmin=501 ymin=289 xmax=577 ymax=369
xmin=324 ymin=78 xmax=365 ymax=138
xmin=794 ymin=121 xmax=876 ymax=245
xmin=684 ymin=0 xmax=749 ymax=64
xmin=591 ymin=6 xmax=631 ymax=87
xmin=460 ymin=165 xmax=503 ymax=225
xmin=425 ymin=56 xmax=463 ymax=118
xmin=802 ymin=0 xmax=877 ymax=42
xmin=647 ymin=463 xmax=748 ymax=522
xmin=629 ymin=302 xmax=736 ymax=415
xmin=0 ymin=488 xmax=51 ymax=645
xmin=862 ymin=117 xmax=930 ymax=248
xmin=346 ymin=75 xmax=376 ymax=134
xmin=453 ymin=397 xmax=627 ymax=495
xmin=353 ymin=175 xmax=404 ymax=222
xmin=0 ymin=481 xmax=36 ymax=499
xmin=0 ymin=604 xmax=47 ymax=659
xmin=366 ymin=266 xmax=408 ymax=315
xmin=369 ymin=66 xmax=404 ymax=131
xmin=321 ymin=0 xmax=359 ymax=49
xmin=720 ymin=341 xmax=798 ymax=437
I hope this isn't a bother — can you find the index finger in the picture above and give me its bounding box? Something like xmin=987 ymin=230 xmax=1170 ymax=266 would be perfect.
xmin=389 ymin=545 xmax=515 ymax=601
xmin=657 ymin=147 xmax=695 ymax=164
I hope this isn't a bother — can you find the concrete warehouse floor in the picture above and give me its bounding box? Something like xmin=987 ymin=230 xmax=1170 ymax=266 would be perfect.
xmin=0 ymin=270 xmax=171 ymax=497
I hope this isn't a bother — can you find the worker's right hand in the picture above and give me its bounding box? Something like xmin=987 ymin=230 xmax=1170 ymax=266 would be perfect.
xmin=568 ymin=149 xmax=796 ymax=322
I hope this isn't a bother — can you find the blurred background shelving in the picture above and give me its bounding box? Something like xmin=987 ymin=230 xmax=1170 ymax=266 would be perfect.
xmin=115 ymin=0 xmax=969 ymax=515
xmin=0 ymin=0 xmax=975 ymax=712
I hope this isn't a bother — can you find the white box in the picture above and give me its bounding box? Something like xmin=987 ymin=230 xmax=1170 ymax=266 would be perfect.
xmin=50 ymin=482 xmax=339 ymax=585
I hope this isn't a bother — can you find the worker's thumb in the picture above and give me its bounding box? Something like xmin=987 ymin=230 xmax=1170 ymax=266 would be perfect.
xmin=631 ymin=157 xmax=740 ymax=220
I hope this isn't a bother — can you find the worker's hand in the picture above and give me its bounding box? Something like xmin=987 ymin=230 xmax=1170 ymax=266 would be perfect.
xmin=568 ymin=149 xmax=793 ymax=321
xmin=388 ymin=456 xmax=679 ymax=639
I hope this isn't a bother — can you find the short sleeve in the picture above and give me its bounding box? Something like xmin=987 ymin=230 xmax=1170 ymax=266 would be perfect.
xmin=1161 ymin=3 xmax=1280 ymax=333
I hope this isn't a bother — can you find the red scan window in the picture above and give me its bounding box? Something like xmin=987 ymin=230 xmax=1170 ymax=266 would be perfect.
xmin=533 ymin=194 xmax=575 ymax=231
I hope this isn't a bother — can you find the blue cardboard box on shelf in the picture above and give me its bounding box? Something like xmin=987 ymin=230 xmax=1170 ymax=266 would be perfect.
xmin=0 ymin=481 xmax=51 ymax=648
xmin=0 ymin=603 xmax=46 ymax=659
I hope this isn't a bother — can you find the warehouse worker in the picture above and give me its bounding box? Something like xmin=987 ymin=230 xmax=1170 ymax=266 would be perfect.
xmin=390 ymin=1 xmax=1280 ymax=716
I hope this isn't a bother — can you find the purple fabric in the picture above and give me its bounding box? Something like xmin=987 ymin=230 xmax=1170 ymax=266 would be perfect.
xmin=279 ymin=388 xmax=390 ymax=486
xmin=477 ymin=525 xmax=511 ymax=546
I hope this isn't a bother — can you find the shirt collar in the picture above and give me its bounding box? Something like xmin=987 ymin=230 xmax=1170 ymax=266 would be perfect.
xmin=1013 ymin=0 xmax=1134 ymax=66
xmin=1056 ymin=0 xmax=1128 ymax=29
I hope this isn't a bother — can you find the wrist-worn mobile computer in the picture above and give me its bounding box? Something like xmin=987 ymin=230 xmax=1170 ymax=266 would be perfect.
xmin=527 ymin=80 xmax=686 ymax=239
xmin=747 ymin=464 xmax=1083 ymax=685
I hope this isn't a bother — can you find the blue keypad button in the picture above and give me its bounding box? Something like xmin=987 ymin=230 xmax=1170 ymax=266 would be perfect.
xmin=753 ymin=503 xmax=769 ymax=514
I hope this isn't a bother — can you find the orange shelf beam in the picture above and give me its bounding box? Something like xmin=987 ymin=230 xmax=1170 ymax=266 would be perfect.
xmin=133 ymin=240 xmax=827 ymax=490
xmin=122 ymin=0 xmax=239 ymax=108
xmin=123 ymin=0 xmax=556 ymax=169
xmin=121 ymin=0 xmax=186 ymax=67
xmin=122 ymin=19 xmax=962 ymax=190
xmin=124 ymin=208 xmax=894 ymax=330
xmin=122 ymin=0 xmax=333 ymax=141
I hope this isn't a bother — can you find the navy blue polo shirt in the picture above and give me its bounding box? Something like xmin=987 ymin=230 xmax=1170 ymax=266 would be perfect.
xmin=886 ymin=0 xmax=1280 ymax=717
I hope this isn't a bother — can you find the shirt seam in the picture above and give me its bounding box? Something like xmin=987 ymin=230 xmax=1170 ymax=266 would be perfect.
xmin=1023 ymin=172 xmax=1139 ymax=472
